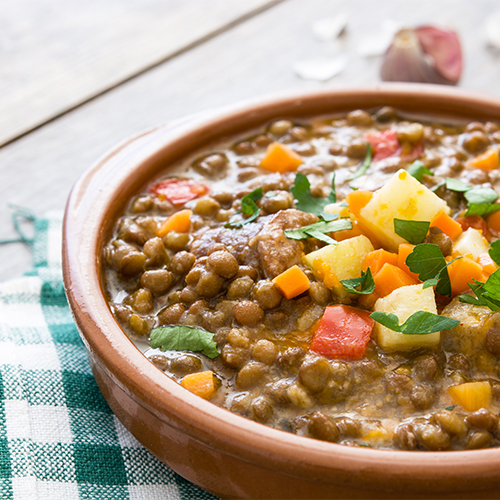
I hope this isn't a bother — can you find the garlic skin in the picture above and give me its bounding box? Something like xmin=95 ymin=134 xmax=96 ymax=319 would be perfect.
xmin=381 ymin=26 xmax=462 ymax=85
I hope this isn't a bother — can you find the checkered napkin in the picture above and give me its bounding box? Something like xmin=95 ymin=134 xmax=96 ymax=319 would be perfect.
xmin=0 ymin=211 xmax=219 ymax=500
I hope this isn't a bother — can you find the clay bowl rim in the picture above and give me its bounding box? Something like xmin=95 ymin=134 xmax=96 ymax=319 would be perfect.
xmin=63 ymin=83 xmax=500 ymax=487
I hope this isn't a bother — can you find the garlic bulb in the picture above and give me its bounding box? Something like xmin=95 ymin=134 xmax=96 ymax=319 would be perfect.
xmin=381 ymin=26 xmax=462 ymax=85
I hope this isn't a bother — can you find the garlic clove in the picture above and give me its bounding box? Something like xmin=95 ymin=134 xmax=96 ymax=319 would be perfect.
xmin=414 ymin=26 xmax=462 ymax=83
xmin=381 ymin=26 xmax=462 ymax=85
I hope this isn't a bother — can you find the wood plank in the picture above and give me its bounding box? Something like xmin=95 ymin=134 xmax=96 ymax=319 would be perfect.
xmin=1 ymin=0 xmax=500 ymax=281
xmin=0 ymin=0 xmax=280 ymax=147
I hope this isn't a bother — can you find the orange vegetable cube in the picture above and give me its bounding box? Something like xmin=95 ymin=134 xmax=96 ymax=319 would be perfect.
xmin=478 ymin=252 xmax=498 ymax=277
xmin=333 ymin=219 xmax=364 ymax=241
xmin=373 ymin=263 xmax=418 ymax=298
xmin=430 ymin=210 xmax=463 ymax=240
xmin=362 ymin=249 xmax=398 ymax=276
xmin=180 ymin=371 xmax=216 ymax=400
xmin=447 ymin=256 xmax=485 ymax=296
xmin=468 ymin=149 xmax=499 ymax=171
xmin=157 ymin=209 xmax=193 ymax=237
xmin=397 ymin=243 xmax=420 ymax=281
xmin=273 ymin=265 xmax=310 ymax=299
xmin=260 ymin=142 xmax=303 ymax=173
xmin=345 ymin=190 xmax=373 ymax=217
xmin=486 ymin=210 xmax=500 ymax=233
xmin=448 ymin=381 xmax=491 ymax=412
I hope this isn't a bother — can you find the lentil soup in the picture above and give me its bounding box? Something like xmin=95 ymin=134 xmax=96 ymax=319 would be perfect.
xmin=104 ymin=107 xmax=500 ymax=451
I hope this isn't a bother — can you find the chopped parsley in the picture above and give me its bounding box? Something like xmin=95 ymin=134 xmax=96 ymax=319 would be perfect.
xmin=225 ymin=188 xmax=263 ymax=228
xmin=284 ymin=218 xmax=352 ymax=245
xmin=370 ymin=310 xmax=460 ymax=335
xmin=340 ymin=269 xmax=375 ymax=295
xmin=407 ymin=160 xmax=433 ymax=182
xmin=150 ymin=325 xmax=220 ymax=359
xmin=291 ymin=172 xmax=337 ymax=216
xmin=348 ymin=144 xmax=372 ymax=180
xmin=459 ymin=268 xmax=500 ymax=311
xmin=393 ymin=219 xmax=430 ymax=245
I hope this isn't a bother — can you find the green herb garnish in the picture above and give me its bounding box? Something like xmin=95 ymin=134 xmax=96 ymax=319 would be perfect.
xmin=445 ymin=405 xmax=457 ymax=411
xmin=291 ymin=173 xmax=336 ymax=216
xmin=459 ymin=268 xmax=500 ymax=311
xmin=370 ymin=310 xmax=460 ymax=335
xmin=150 ymin=325 xmax=220 ymax=359
xmin=445 ymin=177 xmax=472 ymax=192
xmin=464 ymin=187 xmax=500 ymax=217
xmin=284 ymin=218 xmax=352 ymax=245
xmin=225 ymin=188 xmax=263 ymax=228
xmin=407 ymin=160 xmax=433 ymax=182
xmin=489 ymin=240 xmax=500 ymax=265
xmin=405 ymin=243 xmax=456 ymax=297
xmin=393 ymin=219 xmax=430 ymax=245
xmin=348 ymin=144 xmax=372 ymax=180
xmin=341 ymin=269 xmax=375 ymax=295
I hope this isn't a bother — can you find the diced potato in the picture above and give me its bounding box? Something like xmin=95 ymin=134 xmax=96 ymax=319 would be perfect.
xmin=373 ymin=284 xmax=440 ymax=351
xmin=303 ymin=235 xmax=374 ymax=282
xmin=358 ymin=169 xmax=449 ymax=252
xmin=453 ymin=228 xmax=489 ymax=260
xmin=323 ymin=202 xmax=351 ymax=218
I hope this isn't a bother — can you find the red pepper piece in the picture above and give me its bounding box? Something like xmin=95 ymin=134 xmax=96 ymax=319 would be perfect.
xmin=363 ymin=130 xmax=399 ymax=161
xmin=456 ymin=214 xmax=490 ymax=239
xmin=150 ymin=179 xmax=209 ymax=206
xmin=310 ymin=305 xmax=374 ymax=359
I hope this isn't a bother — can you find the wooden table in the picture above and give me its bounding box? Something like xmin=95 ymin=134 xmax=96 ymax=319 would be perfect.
xmin=1 ymin=0 xmax=500 ymax=281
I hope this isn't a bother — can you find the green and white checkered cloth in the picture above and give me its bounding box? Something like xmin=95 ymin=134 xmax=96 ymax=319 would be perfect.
xmin=0 ymin=211 xmax=220 ymax=500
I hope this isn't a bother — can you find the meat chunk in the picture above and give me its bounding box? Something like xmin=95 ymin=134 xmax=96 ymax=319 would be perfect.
xmin=256 ymin=210 xmax=318 ymax=278
xmin=189 ymin=209 xmax=317 ymax=279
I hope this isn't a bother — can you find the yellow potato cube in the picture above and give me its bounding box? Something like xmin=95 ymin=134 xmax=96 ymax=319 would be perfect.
xmin=358 ymin=169 xmax=449 ymax=252
xmin=453 ymin=228 xmax=489 ymax=260
xmin=303 ymin=235 xmax=374 ymax=282
xmin=373 ymin=284 xmax=440 ymax=351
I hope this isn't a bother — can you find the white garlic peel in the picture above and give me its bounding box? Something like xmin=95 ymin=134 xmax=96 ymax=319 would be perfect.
xmin=380 ymin=26 xmax=462 ymax=85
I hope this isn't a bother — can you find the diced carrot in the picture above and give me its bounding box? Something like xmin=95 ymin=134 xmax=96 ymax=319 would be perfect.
xmin=486 ymin=210 xmax=500 ymax=233
xmin=397 ymin=243 xmax=420 ymax=281
xmin=260 ymin=142 xmax=303 ymax=173
xmin=310 ymin=305 xmax=374 ymax=359
xmin=447 ymin=256 xmax=485 ymax=296
xmin=430 ymin=210 xmax=463 ymax=240
xmin=180 ymin=371 xmax=216 ymax=400
xmin=273 ymin=265 xmax=310 ymax=299
xmin=333 ymin=219 xmax=364 ymax=241
xmin=372 ymin=263 xmax=418 ymax=298
xmin=345 ymin=190 xmax=373 ymax=217
xmin=468 ymin=149 xmax=500 ymax=171
xmin=362 ymin=249 xmax=398 ymax=276
xmin=448 ymin=381 xmax=491 ymax=412
xmin=157 ymin=209 xmax=192 ymax=237
xmin=478 ymin=252 xmax=498 ymax=277
xmin=315 ymin=261 xmax=341 ymax=290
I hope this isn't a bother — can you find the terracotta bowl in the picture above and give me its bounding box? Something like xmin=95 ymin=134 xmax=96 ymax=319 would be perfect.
xmin=63 ymin=84 xmax=500 ymax=500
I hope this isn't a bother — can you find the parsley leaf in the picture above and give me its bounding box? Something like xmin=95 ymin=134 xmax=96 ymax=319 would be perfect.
xmin=348 ymin=144 xmax=372 ymax=180
xmin=225 ymin=188 xmax=262 ymax=228
xmin=370 ymin=310 xmax=460 ymax=335
xmin=459 ymin=269 xmax=500 ymax=311
xmin=407 ymin=160 xmax=433 ymax=182
xmin=284 ymin=218 xmax=352 ymax=244
xmin=341 ymin=269 xmax=375 ymax=295
xmin=464 ymin=187 xmax=500 ymax=217
xmin=291 ymin=173 xmax=336 ymax=216
xmin=150 ymin=325 xmax=220 ymax=359
xmin=405 ymin=243 xmax=454 ymax=297
xmin=445 ymin=177 xmax=472 ymax=192
xmin=445 ymin=405 xmax=457 ymax=411
xmin=489 ymin=240 xmax=500 ymax=265
xmin=394 ymin=219 xmax=430 ymax=245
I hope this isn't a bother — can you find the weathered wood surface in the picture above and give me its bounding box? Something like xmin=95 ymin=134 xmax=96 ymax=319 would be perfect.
xmin=0 ymin=0 xmax=279 ymax=146
xmin=2 ymin=0 xmax=500 ymax=281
